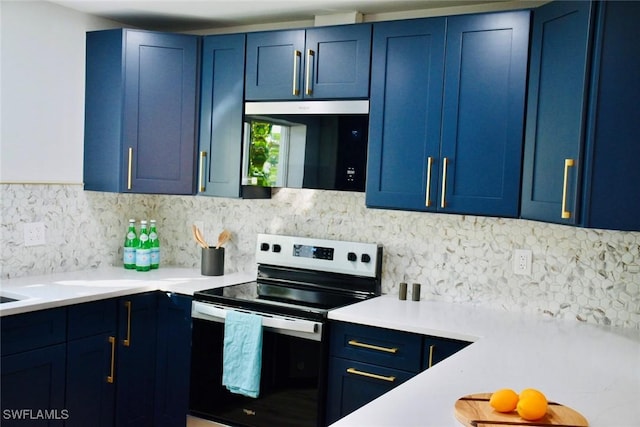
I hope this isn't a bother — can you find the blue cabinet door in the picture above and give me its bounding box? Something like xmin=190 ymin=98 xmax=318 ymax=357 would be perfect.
xmin=66 ymin=299 xmax=118 ymax=427
xmin=521 ymin=2 xmax=595 ymax=224
xmin=245 ymin=30 xmax=305 ymax=100
xmin=326 ymin=357 xmax=415 ymax=425
xmin=1 ymin=344 xmax=66 ymax=427
xmin=441 ymin=11 xmax=530 ymax=217
xmin=304 ymin=24 xmax=371 ymax=99
xmin=366 ymin=18 xmax=446 ymax=210
xmin=582 ymin=2 xmax=640 ymax=231
xmin=245 ymin=25 xmax=371 ymax=100
xmin=66 ymin=335 xmax=116 ymax=427
xmin=198 ymin=34 xmax=246 ymax=198
xmin=84 ymin=29 xmax=198 ymax=195
xmin=115 ymin=293 xmax=158 ymax=427
xmin=154 ymin=293 xmax=192 ymax=427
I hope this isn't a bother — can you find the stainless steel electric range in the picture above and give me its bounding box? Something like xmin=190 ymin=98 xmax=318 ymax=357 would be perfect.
xmin=189 ymin=233 xmax=383 ymax=427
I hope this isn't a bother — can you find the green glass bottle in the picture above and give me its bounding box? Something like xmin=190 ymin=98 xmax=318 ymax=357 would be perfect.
xmin=135 ymin=220 xmax=151 ymax=272
xmin=149 ymin=219 xmax=160 ymax=269
xmin=123 ymin=219 xmax=138 ymax=269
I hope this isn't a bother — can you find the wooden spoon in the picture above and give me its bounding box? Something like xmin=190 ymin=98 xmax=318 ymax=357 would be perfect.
xmin=216 ymin=229 xmax=231 ymax=249
xmin=192 ymin=224 xmax=208 ymax=248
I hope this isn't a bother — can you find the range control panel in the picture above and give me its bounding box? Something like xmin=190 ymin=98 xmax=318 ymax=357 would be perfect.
xmin=256 ymin=234 xmax=382 ymax=278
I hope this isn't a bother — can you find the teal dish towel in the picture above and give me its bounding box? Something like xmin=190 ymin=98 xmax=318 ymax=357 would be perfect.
xmin=222 ymin=310 xmax=263 ymax=398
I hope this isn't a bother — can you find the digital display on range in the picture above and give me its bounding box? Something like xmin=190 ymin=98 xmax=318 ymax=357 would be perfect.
xmin=293 ymin=244 xmax=334 ymax=260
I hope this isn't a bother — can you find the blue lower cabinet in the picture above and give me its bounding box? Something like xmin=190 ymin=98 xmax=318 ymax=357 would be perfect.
xmin=326 ymin=321 xmax=471 ymax=424
xmin=66 ymin=335 xmax=116 ymax=427
xmin=1 ymin=344 xmax=67 ymax=426
xmin=115 ymin=293 xmax=159 ymax=427
xmin=66 ymin=299 xmax=118 ymax=427
xmin=422 ymin=337 xmax=471 ymax=371
xmin=326 ymin=357 xmax=415 ymax=424
xmin=154 ymin=293 xmax=193 ymax=427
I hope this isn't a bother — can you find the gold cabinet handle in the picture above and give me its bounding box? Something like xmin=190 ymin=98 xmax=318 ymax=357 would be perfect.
xmin=425 ymin=156 xmax=434 ymax=207
xmin=427 ymin=344 xmax=435 ymax=369
xmin=346 ymin=367 xmax=396 ymax=383
xmin=305 ymin=49 xmax=315 ymax=95
xmin=440 ymin=157 xmax=448 ymax=208
xmin=199 ymin=151 xmax=207 ymax=192
xmin=127 ymin=147 xmax=133 ymax=190
xmin=561 ymin=158 xmax=575 ymax=219
xmin=292 ymin=50 xmax=301 ymax=96
xmin=348 ymin=339 xmax=398 ymax=354
xmin=107 ymin=336 xmax=116 ymax=383
xmin=123 ymin=301 xmax=131 ymax=347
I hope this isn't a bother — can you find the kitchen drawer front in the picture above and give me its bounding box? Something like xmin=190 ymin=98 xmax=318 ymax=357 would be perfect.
xmin=1 ymin=308 xmax=66 ymax=356
xmin=326 ymin=356 xmax=415 ymax=424
xmin=68 ymin=298 xmax=118 ymax=340
xmin=422 ymin=336 xmax=471 ymax=370
xmin=330 ymin=321 xmax=422 ymax=372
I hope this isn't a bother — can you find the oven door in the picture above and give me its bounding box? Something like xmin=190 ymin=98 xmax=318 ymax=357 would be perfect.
xmin=189 ymin=302 xmax=328 ymax=427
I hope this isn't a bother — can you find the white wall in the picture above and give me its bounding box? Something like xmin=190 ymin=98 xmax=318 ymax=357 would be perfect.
xmin=0 ymin=1 xmax=118 ymax=183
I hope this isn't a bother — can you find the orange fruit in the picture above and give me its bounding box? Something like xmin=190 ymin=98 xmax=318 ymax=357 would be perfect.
xmin=517 ymin=393 xmax=548 ymax=421
xmin=489 ymin=388 xmax=519 ymax=413
xmin=519 ymin=388 xmax=547 ymax=402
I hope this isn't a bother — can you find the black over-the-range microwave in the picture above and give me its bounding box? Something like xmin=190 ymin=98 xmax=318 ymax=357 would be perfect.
xmin=242 ymin=100 xmax=369 ymax=192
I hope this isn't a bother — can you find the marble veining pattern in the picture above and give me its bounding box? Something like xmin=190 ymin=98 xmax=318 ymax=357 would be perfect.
xmin=1 ymin=184 xmax=638 ymax=329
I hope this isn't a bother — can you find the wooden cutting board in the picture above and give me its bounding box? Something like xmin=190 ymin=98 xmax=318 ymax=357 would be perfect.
xmin=455 ymin=393 xmax=588 ymax=427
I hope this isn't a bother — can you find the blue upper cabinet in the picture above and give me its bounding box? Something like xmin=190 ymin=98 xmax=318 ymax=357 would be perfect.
xmin=367 ymin=11 xmax=529 ymax=217
xmin=581 ymin=1 xmax=640 ymax=231
xmin=440 ymin=11 xmax=530 ymax=217
xmin=198 ymin=34 xmax=246 ymax=198
xmin=366 ymin=18 xmax=446 ymax=211
xmin=84 ymin=29 xmax=199 ymax=195
xmin=521 ymin=1 xmax=594 ymax=225
xmin=245 ymin=24 xmax=371 ymax=100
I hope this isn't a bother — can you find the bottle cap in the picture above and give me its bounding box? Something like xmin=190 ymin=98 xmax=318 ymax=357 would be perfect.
xmin=141 ymin=220 xmax=147 ymax=224
xmin=129 ymin=219 xmax=135 ymax=223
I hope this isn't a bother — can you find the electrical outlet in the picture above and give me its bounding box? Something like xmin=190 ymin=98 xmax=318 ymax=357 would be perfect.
xmin=513 ymin=249 xmax=532 ymax=275
xmin=24 ymin=222 xmax=46 ymax=246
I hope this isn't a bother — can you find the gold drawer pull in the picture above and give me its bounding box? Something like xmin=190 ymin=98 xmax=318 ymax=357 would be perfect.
xmin=440 ymin=157 xmax=448 ymax=208
xmin=107 ymin=336 xmax=116 ymax=383
xmin=123 ymin=300 xmax=131 ymax=347
xmin=305 ymin=49 xmax=315 ymax=95
xmin=425 ymin=156 xmax=433 ymax=207
xmin=292 ymin=50 xmax=301 ymax=96
xmin=561 ymin=158 xmax=575 ymax=219
xmin=427 ymin=344 xmax=435 ymax=369
xmin=199 ymin=151 xmax=207 ymax=192
xmin=348 ymin=339 xmax=398 ymax=354
xmin=127 ymin=147 xmax=133 ymax=190
xmin=347 ymin=367 xmax=396 ymax=382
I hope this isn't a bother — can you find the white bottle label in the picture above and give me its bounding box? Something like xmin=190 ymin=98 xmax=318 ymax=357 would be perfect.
xmin=127 ymin=231 xmax=136 ymax=240
xmin=151 ymin=248 xmax=160 ymax=266
xmin=124 ymin=247 xmax=136 ymax=264
xmin=136 ymin=248 xmax=151 ymax=267
xmin=140 ymin=234 xmax=149 ymax=243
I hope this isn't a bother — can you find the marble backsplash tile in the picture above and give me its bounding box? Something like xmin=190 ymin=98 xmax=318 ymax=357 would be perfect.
xmin=1 ymin=184 xmax=638 ymax=329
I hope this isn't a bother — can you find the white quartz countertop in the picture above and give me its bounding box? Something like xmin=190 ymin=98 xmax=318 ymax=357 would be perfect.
xmin=0 ymin=267 xmax=256 ymax=317
xmin=328 ymin=295 xmax=640 ymax=427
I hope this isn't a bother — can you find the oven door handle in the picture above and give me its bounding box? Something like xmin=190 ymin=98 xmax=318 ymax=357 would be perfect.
xmin=192 ymin=301 xmax=320 ymax=334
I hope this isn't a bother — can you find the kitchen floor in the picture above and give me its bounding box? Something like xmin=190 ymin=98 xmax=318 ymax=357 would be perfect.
xmin=187 ymin=415 xmax=227 ymax=427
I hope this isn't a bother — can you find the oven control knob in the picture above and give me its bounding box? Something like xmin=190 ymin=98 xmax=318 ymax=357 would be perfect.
xmin=273 ymin=244 xmax=281 ymax=253
xmin=260 ymin=243 xmax=270 ymax=251
xmin=361 ymin=253 xmax=371 ymax=263
xmin=347 ymin=252 xmax=357 ymax=262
